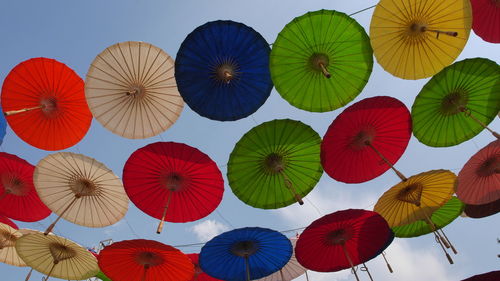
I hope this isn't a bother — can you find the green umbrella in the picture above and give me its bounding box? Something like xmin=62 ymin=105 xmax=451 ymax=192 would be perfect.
xmin=392 ymin=196 xmax=465 ymax=238
xmin=95 ymin=271 xmax=112 ymax=281
xmin=270 ymin=9 xmax=373 ymax=112
xmin=227 ymin=119 xmax=323 ymax=209
xmin=412 ymin=58 xmax=500 ymax=147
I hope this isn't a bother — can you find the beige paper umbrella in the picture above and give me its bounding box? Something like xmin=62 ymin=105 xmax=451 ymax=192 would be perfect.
xmin=85 ymin=41 xmax=184 ymax=139
xmin=33 ymin=152 xmax=129 ymax=234
xmin=0 ymin=222 xmax=26 ymax=267
xmin=16 ymin=232 xmax=99 ymax=281
xmin=256 ymin=237 xmax=309 ymax=281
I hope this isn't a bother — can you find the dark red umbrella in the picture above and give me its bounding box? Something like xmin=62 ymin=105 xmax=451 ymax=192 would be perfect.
xmin=187 ymin=253 xmax=221 ymax=281
xmin=0 ymin=152 xmax=50 ymax=222
xmin=321 ymin=96 xmax=411 ymax=183
xmin=0 ymin=214 xmax=17 ymax=229
xmin=123 ymin=142 xmax=224 ymax=233
xmin=464 ymin=199 xmax=500 ymax=218
xmin=295 ymin=209 xmax=392 ymax=281
xmin=470 ymin=0 xmax=500 ymax=43
xmin=462 ymin=270 xmax=500 ymax=281
xmin=456 ymin=140 xmax=499 ymax=205
xmin=98 ymin=239 xmax=194 ymax=281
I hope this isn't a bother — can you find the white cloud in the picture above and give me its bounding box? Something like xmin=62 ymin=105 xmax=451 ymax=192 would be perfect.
xmin=190 ymin=219 xmax=229 ymax=242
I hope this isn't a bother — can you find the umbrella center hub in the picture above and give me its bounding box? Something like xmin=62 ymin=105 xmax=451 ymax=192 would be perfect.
xmin=309 ymin=53 xmax=330 ymax=73
xmin=162 ymin=173 xmax=184 ymax=191
xmin=48 ymin=243 xmax=77 ymax=263
xmin=476 ymin=156 xmax=500 ymax=177
xmin=327 ymin=228 xmax=352 ymax=245
xmin=409 ymin=22 xmax=427 ymax=34
xmin=493 ymin=0 xmax=500 ymax=7
xmin=70 ymin=178 xmax=97 ymax=197
xmin=127 ymin=85 xmax=146 ymax=99
xmin=40 ymin=96 xmax=59 ymax=117
xmin=0 ymin=230 xmax=17 ymax=249
xmin=215 ymin=62 xmax=238 ymax=83
xmin=441 ymin=91 xmax=468 ymax=115
xmin=264 ymin=153 xmax=285 ymax=174
xmin=397 ymin=182 xmax=424 ymax=206
xmin=350 ymin=126 xmax=376 ymax=149
xmin=1 ymin=175 xmax=27 ymax=196
xmin=135 ymin=251 xmax=164 ymax=267
xmin=230 ymin=240 xmax=259 ymax=257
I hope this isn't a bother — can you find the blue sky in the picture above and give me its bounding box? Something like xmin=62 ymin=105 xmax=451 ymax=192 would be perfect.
xmin=0 ymin=0 xmax=498 ymax=280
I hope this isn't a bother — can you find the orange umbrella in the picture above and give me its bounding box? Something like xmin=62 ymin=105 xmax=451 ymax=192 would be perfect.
xmin=1 ymin=58 xmax=92 ymax=150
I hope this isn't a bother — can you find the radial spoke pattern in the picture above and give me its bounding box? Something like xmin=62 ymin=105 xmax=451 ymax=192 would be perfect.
xmin=256 ymin=238 xmax=307 ymax=281
xmin=1 ymin=57 xmax=92 ymax=150
xmin=15 ymin=233 xmax=99 ymax=280
xmin=412 ymin=58 xmax=500 ymax=147
xmin=270 ymin=9 xmax=373 ymax=112
xmin=374 ymin=170 xmax=456 ymax=228
xmin=34 ymin=152 xmax=129 ymax=228
xmin=471 ymin=0 xmax=500 ymax=43
xmin=370 ymin=0 xmax=472 ymax=79
xmin=0 ymin=223 xmax=25 ymax=267
xmin=227 ymin=119 xmax=323 ymax=209
xmin=86 ymin=41 xmax=184 ymax=139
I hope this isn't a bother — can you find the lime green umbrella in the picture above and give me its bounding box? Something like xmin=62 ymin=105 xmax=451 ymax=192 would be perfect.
xmin=227 ymin=119 xmax=323 ymax=209
xmin=412 ymin=58 xmax=500 ymax=147
xmin=392 ymin=196 xmax=464 ymax=238
xmin=270 ymin=9 xmax=373 ymax=112
xmin=96 ymin=271 xmax=112 ymax=281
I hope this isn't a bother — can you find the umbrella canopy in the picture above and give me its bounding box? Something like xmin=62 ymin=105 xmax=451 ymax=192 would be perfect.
xmin=374 ymin=170 xmax=456 ymax=228
xmin=95 ymin=271 xmax=112 ymax=281
xmin=392 ymin=196 xmax=464 ymax=238
xmin=227 ymin=119 xmax=323 ymax=209
xmin=123 ymin=141 xmax=224 ymax=233
xmin=471 ymin=0 xmax=500 ymax=43
xmin=0 ymin=111 xmax=6 ymax=146
xmin=411 ymin=58 xmax=500 ymax=147
xmin=85 ymin=41 xmax=184 ymax=139
xmin=199 ymin=227 xmax=292 ymax=281
xmin=34 ymin=152 xmax=129 ymax=234
xmin=463 ymin=199 xmax=500 ymax=218
xmin=270 ymin=9 xmax=373 ymax=112
xmin=187 ymin=253 xmax=222 ymax=281
xmin=295 ymin=209 xmax=392 ymax=276
xmin=98 ymin=239 xmax=194 ymax=281
xmin=0 ymin=222 xmax=26 ymax=267
xmin=1 ymin=57 xmax=92 ymax=150
xmin=255 ymin=237 xmax=307 ymax=281
xmin=457 ymin=140 xmax=500 ymax=205
xmin=16 ymin=232 xmax=99 ymax=280
xmin=462 ymin=270 xmax=500 ymax=281
xmin=0 ymin=215 xmax=17 ymax=229
xmin=321 ymin=96 xmax=412 ymax=183
xmin=175 ymin=20 xmax=273 ymax=121
xmin=370 ymin=0 xmax=472 ymax=79
xmin=0 ymin=152 xmax=51 ymax=222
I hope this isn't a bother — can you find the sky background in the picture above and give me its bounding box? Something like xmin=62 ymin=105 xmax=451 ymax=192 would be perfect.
xmin=0 ymin=0 xmax=498 ymax=280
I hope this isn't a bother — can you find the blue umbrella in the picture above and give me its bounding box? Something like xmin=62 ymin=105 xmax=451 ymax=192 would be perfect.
xmin=175 ymin=20 xmax=273 ymax=121
xmin=199 ymin=227 xmax=292 ymax=281
xmin=0 ymin=107 xmax=6 ymax=146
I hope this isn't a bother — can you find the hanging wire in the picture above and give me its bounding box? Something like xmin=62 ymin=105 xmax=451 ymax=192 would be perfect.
xmin=215 ymin=209 xmax=235 ymax=228
xmin=349 ymin=5 xmax=376 ymax=16
xmin=123 ymin=217 xmax=140 ymax=239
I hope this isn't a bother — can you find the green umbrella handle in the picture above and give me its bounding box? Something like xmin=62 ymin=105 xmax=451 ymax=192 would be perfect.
xmin=460 ymin=107 xmax=500 ymax=139
xmin=318 ymin=63 xmax=331 ymax=78
xmin=439 ymin=228 xmax=458 ymax=254
xmin=282 ymin=174 xmax=304 ymax=205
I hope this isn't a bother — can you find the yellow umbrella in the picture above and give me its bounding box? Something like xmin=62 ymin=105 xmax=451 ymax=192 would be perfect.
xmin=370 ymin=0 xmax=472 ymax=79
xmin=85 ymin=41 xmax=184 ymax=139
xmin=16 ymin=232 xmax=99 ymax=281
xmin=33 ymin=152 xmax=129 ymax=234
xmin=0 ymin=222 xmax=26 ymax=267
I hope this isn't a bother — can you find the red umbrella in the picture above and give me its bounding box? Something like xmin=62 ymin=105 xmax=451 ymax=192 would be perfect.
xmin=0 ymin=214 xmax=18 ymax=229
xmin=98 ymin=239 xmax=194 ymax=281
xmin=123 ymin=142 xmax=224 ymax=233
xmin=457 ymin=140 xmax=499 ymax=205
xmin=187 ymin=253 xmax=221 ymax=281
xmin=321 ymin=96 xmax=411 ymax=183
xmin=0 ymin=152 xmax=50 ymax=222
xmin=1 ymin=57 xmax=92 ymax=151
xmin=463 ymin=199 xmax=500 ymax=218
xmin=470 ymin=0 xmax=500 ymax=43
xmin=295 ymin=209 xmax=392 ymax=281
xmin=462 ymin=270 xmax=500 ymax=281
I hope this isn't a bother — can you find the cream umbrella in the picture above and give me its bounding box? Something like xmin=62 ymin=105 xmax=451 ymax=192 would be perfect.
xmin=0 ymin=222 xmax=26 ymax=267
xmin=256 ymin=237 xmax=309 ymax=281
xmin=16 ymin=232 xmax=99 ymax=281
xmin=33 ymin=152 xmax=129 ymax=234
xmin=85 ymin=41 xmax=184 ymax=139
